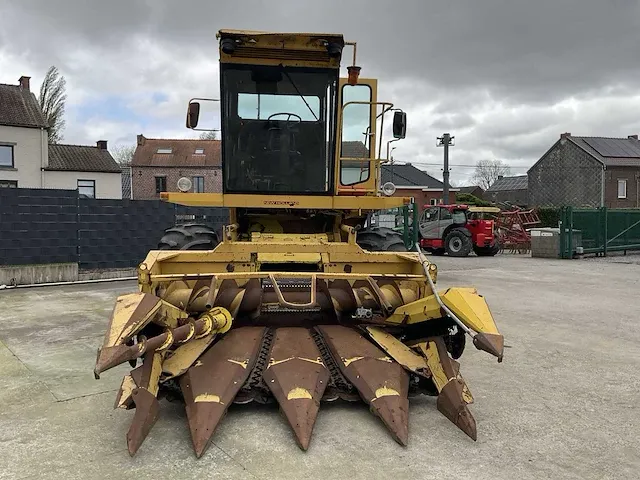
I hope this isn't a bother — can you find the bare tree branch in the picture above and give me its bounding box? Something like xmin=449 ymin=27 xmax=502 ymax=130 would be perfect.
xmin=471 ymin=159 xmax=511 ymax=190
xmin=39 ymin=66 xmax=67 ymax=144
xmin=198 ymin=130 xmax=219 ymax=140
xmin=111 ymin=144 xmax=136 ymax=167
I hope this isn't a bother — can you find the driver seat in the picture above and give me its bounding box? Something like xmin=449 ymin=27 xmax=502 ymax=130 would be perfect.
xmin=266 ymin=123 xmax=304 ymax=191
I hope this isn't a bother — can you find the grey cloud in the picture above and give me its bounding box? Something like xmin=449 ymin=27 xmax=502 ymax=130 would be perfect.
xmin=2 ymin=0 xmax=640 ymax=183
xmin=5 ymin=0 xmax=640 ymax=101
xmin=430 ymin=113 xmax=476 ymax=131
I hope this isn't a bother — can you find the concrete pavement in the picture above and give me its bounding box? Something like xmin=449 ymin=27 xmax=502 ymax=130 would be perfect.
xmin=0 ymin=255 xmax=638 ymax=480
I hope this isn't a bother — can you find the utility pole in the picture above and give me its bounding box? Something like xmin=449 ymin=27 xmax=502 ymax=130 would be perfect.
xmin=437 ymin=133 xmax=455 ymax=204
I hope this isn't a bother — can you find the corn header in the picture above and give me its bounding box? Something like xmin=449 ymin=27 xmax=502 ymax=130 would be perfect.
xmin=94 ymin=29 xmax=504 ymax=457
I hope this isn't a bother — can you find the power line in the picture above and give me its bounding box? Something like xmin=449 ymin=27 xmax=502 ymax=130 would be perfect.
xmin=406 ymin=162 xmax=531 ymax=170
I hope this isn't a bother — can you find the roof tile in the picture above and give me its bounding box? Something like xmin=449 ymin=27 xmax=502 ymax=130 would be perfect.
xmin=381 ymin=163 xmax=444 ymax=188
xmin=0 ymin=82 xmax=48 ymax=128
xmin=487 ymin=175 xmax=528 ymax=192
xmin=47 ymin=144 xmax=121 ymax=173
xmin=132 ymin=136 xmax=221 ymax=167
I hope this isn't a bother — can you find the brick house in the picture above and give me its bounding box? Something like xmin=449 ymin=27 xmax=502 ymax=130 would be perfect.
xmin=485 ymin=175 xmax=528 ymax=206
xmin=0 ymin=75 xmax=121 ymax=197
xmin=528 ymin=133 xmax=640 ymax=208
xmin=131 ymin=135 xmax=222 ymax=199
xmin=381 ymin=163 xmax=457 ymax=207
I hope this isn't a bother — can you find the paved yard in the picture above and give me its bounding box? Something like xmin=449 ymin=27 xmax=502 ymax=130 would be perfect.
xmin=0 ymin=254 xmax=638 ymax=480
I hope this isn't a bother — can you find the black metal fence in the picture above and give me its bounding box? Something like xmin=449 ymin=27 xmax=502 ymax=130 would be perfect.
xmin=0 ymin=188 xmax=228 ymax=269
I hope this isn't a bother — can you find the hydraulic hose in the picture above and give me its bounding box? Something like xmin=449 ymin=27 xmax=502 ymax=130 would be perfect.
xmin=413 ymin=243 xmax=473 ymax=336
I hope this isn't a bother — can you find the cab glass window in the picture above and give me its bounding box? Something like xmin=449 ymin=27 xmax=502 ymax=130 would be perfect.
xmin=439 ymin=208 xmax=453 ymax=221
xmin=340 ymin=84 xmax=372 ymax=186
xmin=424 ymin=207 xmax=439 ymax=221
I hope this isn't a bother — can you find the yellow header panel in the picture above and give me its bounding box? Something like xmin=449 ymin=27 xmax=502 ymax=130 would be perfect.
xmin=216 ymin=30 xmax=344 ymax=69
xmin=161 ymin=192 xmax=409 ymax=210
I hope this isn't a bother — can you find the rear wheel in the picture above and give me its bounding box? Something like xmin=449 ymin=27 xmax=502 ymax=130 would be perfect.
xmin=444 ymin=229 xmax=472 ymax=257
xmin=158 ymin=223 xmax=220 ymax=250
xmin=357 ymin=227 xmax=407 ymax=252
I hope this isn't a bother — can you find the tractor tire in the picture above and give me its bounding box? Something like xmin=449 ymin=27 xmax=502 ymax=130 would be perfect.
xmin=158 ymin=223 xmax=220 ymax=250
xmin=357 ymin=227 xmax=408 ymax=252
xmin=473 ymin=242 xmax=500 ymax=257
xmin=444 ymin=229 xmax=472 ymax=257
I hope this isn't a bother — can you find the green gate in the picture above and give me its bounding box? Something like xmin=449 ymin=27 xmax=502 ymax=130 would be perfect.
xmin=560 ymin=206 xmax=640 ymax=258
xmin=369 ymin=203 xmax=420 ymax=250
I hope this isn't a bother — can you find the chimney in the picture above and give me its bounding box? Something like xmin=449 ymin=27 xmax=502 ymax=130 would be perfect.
xmin=137 ymin=134 xmax=146 ymax=146
xmin=628 ymin=135 xmax=638 ymax=140
xmin=560 ymin=132 xmax=571 ymax=139
xmin=18 ymin=76 xmax=31 ymax=91
xmin=96 ymin=140 xmax=108 ymax=150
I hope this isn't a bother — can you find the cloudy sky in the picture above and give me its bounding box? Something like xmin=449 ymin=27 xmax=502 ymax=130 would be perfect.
xmin=2 ymin=0 xmax=640 ymax=185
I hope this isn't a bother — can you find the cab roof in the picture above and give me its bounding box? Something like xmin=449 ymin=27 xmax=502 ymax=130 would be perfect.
xmin=216 ymin=30 xmax=345 ymax=69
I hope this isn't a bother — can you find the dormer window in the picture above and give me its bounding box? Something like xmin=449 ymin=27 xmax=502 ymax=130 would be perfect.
xmin=157 ymin=148 xmax=172 ymax=154
xmin=194 ymin=148 xmax=205 ymax=154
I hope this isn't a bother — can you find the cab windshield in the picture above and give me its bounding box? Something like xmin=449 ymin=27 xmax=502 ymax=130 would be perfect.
xmin=221 ymin=64 xmax=338 ymax=194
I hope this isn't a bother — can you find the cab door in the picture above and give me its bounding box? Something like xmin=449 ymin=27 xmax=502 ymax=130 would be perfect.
xmin=334 ymin=78 xmax=379 ymax=195
xmin=419 ymin=206 xmax=441 ymax=240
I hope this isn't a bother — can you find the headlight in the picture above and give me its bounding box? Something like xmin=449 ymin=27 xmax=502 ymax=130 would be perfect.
xmin=177 ymin=177 xmax=192 ymax=193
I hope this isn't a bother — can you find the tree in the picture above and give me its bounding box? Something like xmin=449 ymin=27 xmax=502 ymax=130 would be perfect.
xmin=39 ymin=66 xmax=67 ymax=144
xmin=112 ymin=145 xmax=136 ymax=167
xmin=471 ymin=159 xmax=511 ymax=190
xmin=455 ymin=192 xmax=492 ymax=207
xmin=199 ymin=130 xmax=219 ymax=140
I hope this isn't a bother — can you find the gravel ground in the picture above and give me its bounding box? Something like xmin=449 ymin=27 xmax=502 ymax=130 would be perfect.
xmin=0 ymin=254 xmax=638 ymax=480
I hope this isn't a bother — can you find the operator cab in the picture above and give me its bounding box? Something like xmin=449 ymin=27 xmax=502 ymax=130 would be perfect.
xmin=422 ymin=205 xmax=468 ymax=226
xmin=183 ymin=30 xmax=408 ymax=204
xmin=221 ymin=65 xmax=337 ymax=194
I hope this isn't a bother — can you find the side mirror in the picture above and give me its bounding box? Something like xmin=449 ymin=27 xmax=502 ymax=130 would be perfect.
xmin=186 ymin=102 xmax=201 ymax=129
xmin=392 ymin=111 xmax=407 ymax=139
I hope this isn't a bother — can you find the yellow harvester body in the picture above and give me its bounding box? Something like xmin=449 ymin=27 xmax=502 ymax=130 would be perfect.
xmin=94 ymin=29 xmax=505 ymax=458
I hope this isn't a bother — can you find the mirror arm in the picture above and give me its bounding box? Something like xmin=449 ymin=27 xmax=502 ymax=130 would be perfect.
xmin=375 ymin=104 xmax=395 ymax=159
xmin=385 ymin=138 xmax=401 ymax=162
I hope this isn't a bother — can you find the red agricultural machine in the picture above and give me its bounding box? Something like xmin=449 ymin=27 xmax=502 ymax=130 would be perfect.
xmin=494 ymin=207 xmax=541 ymax=253
xmin=419 ymin=205 xmax=501 ymax=257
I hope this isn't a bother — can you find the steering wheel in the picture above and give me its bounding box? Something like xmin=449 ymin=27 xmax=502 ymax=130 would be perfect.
xmin=267 ymin=112 xmax=302 ymax=128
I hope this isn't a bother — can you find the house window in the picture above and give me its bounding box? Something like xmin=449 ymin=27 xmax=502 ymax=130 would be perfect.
xmin=155 ymin=176 xmax=167 ymax=194
xmin=429 ymin=198 xmax=438 ymax=206
xmin=0 ymin=145 xmax=14 ymax=167
xmin=0 ymin=180 xmax=17 ymax=188
xmin=157 ymin=148 xmax=172 ymax=154
xmin=617 ymin=179 xmax=627 ymax=199
xmin=194 ymin=148 xmax=205 ymax=154
xmin=193 ymin=176 xmax=205 ymax=193
xmin=78 ymin=180 xmax=96 ymax=198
